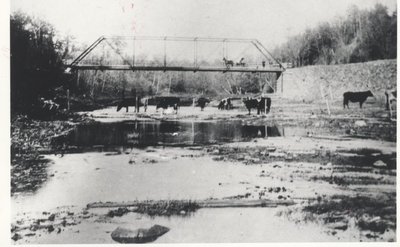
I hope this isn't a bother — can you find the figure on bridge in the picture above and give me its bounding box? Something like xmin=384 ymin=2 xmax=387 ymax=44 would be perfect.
xmin=236 ymin=58 xmax=246 ymax=67
xmin=223 ymin=57 xmax=234 ymax=68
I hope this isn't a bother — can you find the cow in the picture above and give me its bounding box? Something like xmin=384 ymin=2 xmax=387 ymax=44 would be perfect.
xmin=141 ymin=97 xmax=149 ymax=112
xmin=223 ymin=57 xmax=234 ymax=68
xmin=385 ymin=89 xmax=397 ymax=118
xmin=156 ymin=96 xmax=180 ymax=113
xmin=385 ymin=90 xmax=397 ymax=110
xmin=343 ymin=90 xmax=374 ymax=109
xmin=217 ymin=99 xmax=225 ymax=110
xmin=196 ymin=97 xmax=210 ymax=111
xmin=116 ymin=97 xmax=143 ymax=112
xmin=242 ymin=98 xmax=258 ymax=115
xmin=257 ymin=97 xmax=272 ymax=114
xmin=218 ymin=98 xmax=233 ymax=110
xmin=242 ymin=97 xmax=271 ymax=115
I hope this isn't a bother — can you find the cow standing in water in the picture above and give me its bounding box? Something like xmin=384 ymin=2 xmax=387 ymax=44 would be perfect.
xmin=117 ymin=88 xmax=143 ymax=113
xmin=117 ymin=97 xmax=143 ymax=112
xmin=156 ymin=96 xmax=180 ymax=113
xmin=242 ymin=98 xmax=258 ymax=115
xmin=256 ymin=97 xmax=271 ymax=114
xmin=196 ymin=97 xmax=210 ymax=111
xmin=218 ymin=98 xmax=233 ymax=110
xmin=217 ymin=99 xmax=225 ymax=110
xmin=243 ymin=97 xmax=271 ymax=115
xmin=141 ymin=97 xmax=149 ymax=112
xmin=343 ymin=90 xmax=374 ymax=109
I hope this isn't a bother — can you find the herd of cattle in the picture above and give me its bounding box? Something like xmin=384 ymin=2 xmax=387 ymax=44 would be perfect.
xmin=116 ymin=89 xmax=396 ymax=116
xmin=116 ymin=95 xmax=274 ymax=115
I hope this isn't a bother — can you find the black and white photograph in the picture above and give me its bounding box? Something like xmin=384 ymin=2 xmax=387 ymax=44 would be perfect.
xmin=1 ymin=0 xmax=398 ymax=244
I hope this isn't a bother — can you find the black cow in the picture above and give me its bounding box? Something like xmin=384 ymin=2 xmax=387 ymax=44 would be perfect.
xmin=343 ymin=90 xmax=374 ymax=109
xmin=218 ymin=98 xmax=233 ymax=110
xmin=257 ymin=97 xmax=272 ymax=114
xmin=217 ymin=100 xmax=225 ymax=110
xmin=117 ymin=97 xmax=143 ymax=112
xmin=196 ymin=97 xmax=210 ymax=111
xmin=243 ymin=97 xmax=271 ymax=115
xmin=156 ymin=97 xmax=180 ymax=113
xmin=242 ymin=98 xmax=258 ymax=115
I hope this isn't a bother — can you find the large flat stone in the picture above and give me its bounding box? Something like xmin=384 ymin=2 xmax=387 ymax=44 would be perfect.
xmin=111 ymin=225 xmax=170 ymax=243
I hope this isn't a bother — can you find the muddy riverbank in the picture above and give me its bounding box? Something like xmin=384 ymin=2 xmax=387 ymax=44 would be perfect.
xmin=10 ymin=100 xmax=397 ymax=243
xmin=10 ymin=114 xmax=94 ymax=195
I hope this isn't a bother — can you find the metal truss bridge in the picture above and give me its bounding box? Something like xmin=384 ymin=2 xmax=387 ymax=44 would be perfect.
xmin=66 ymin=36 xmax=285 ymax=76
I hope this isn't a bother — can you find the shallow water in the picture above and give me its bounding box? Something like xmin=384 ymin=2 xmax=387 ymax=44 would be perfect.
xmin=64 ymin=120 xmax=284 ymax=149
xmin=11 ymin=111 xmax=396 ymax=243
xmin=12 ymin=147 xmax=348 ymax=216
xmin=12 ymin=147 xmax=366 ymax=243
xmin=11 ymin=149 xmax=280 ymax=212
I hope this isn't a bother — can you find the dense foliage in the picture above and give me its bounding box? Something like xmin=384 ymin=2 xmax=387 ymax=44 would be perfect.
xmin=272 ymin=4 xmax=397 ymax=66
xmin=10 ymin=12 xmax=72 ymax=116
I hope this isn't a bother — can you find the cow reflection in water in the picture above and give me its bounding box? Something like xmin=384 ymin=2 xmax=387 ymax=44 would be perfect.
xmin=125 ymin=123 xmax=282 ymax=146
xmin=241 ymin=125 xmax=281 ymax=138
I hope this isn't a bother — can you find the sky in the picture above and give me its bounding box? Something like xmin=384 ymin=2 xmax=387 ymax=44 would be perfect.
xmin=11 ymin=0 xmax=398 ymax=49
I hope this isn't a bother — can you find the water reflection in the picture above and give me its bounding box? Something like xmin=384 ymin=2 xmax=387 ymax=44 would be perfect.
xmin=67 ymin=120 xmax=282 ymax=148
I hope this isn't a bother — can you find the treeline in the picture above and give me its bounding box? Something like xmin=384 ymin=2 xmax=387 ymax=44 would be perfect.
xmin=10 ymin=12 xmax=77 ymax=116
xmin=75 ymin=69 xmax=277 ymax=101
xmin=272 ymin=4 xmax=397 ymax=66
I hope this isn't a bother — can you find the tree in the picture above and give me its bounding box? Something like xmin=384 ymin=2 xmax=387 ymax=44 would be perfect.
xmin=11 ymin=12 xmax=69 ymax=115
xmin=272 ymin=4 xmax=396 ymax=66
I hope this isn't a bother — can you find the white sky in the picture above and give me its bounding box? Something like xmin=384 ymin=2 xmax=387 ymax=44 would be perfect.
xmin=11 ymin=0 xmax=398 ymax=48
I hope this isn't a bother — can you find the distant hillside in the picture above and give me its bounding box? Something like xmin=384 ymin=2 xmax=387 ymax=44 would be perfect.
xmin=272 ymin=4 xmax=396 ymax=67
xmin=281 ymin=59 xmax=396 ymax=104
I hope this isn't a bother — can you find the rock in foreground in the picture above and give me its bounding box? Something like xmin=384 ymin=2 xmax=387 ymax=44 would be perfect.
xmin=111 ymin=225 xmax=170 ymax=243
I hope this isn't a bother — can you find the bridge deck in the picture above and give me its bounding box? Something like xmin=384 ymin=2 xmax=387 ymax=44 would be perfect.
xmin=69 ymin=65 xmax=284 ymax=73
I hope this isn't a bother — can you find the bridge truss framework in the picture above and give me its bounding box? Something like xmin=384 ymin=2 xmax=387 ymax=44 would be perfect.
xmin=66 ymin=36 xmax=285 ymax=94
